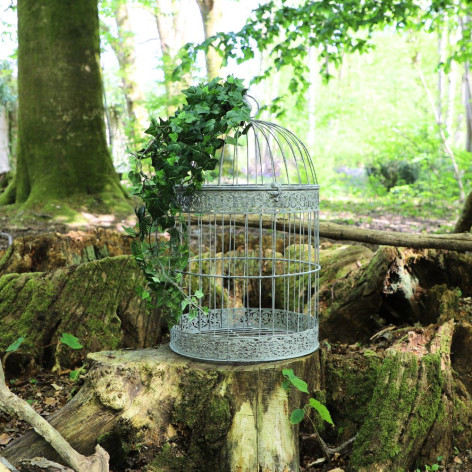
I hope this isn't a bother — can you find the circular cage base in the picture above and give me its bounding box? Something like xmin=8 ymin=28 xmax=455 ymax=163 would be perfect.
xmin=170 ymin=308 xmax=319 ymax=363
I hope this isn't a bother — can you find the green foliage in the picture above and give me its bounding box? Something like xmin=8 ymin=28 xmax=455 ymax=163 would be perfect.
xmin=128 ymin=77 xmax=251 ymax=326
xmin=176 ymin=1 xmax=471 ymax=113
xmin=282 ymin=369 xmax=334 ymax=426
xmin=5 ymin=336 xmax=25 ymax=353
xmin=367 ymin=159 xmax=420 ymax=191
xmin=70 ymin=364 xmax=87 ymax=381
xmin=59 ymin=333 xmax=83 ymax=350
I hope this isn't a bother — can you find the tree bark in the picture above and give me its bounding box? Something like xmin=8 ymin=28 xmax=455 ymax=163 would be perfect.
xmin=196 ymin=0 xmax=224 ymax=79
xmin=2 ymin=345 xmax=322 ymax=472
xmin=191 ymin=215 xmax=472 ymax=251
xmin=454 ymin=190 xmax=472 ymax=233
xmin=350 ymin=321 xmax=456 ymax=471
xmin=0 ymin=255 xmax=164 ymax=371
xmin=0 ymin=228 xmax=132 ymax=276
xmin=112 ymin=1 xmax=147 ymax=141
xmin=154 ymin=0 xmax=193 ymax=114
xmin=1 ymin=0 xmax=126 ymax=209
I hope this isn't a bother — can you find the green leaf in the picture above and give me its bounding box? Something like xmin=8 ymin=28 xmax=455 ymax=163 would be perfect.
xmin=122 ymin=226 xmax=137 ymax=237
xmin=281 ymin=379 xmax=291 ymax=391
xmin=309 ymin=398 xmax=334 ymax=425
xmin=59 ymin=333 xmax=83 ymax=350
xmin=290 ymin=377 xmax=309 ymax=394
xmin=194 ymin=289 xmax=204 ymax=299
xmin=282 ymin=368 xmax=295 ymax=379
xmin=6 ymin=337 xmax=25 ymax=353
xmin=290 ymin=408 xmax=305 ymax=424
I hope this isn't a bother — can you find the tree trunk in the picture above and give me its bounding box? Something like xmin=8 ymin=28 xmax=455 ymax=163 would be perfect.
xmin=1 ymin=0 xmax=126 ymax=209
xmin=454 ymin=190 xmax=472 ymax=233
xmin=196 ymin=0 xmax=223 ymax=80
xmin=0 ymin=255 xmax=164 ymax=371
xmin=0 ymin=107 xmax=9 ymax=175
xmin=2 ymin=345 xmax=321 ymax=472
xmin=112 ymin=1 xmax=147 ymax=141
xmin=154 ymin=0 xmax=193 ymax=114
xmin=319 ymin=244 xmax=472 ymax=343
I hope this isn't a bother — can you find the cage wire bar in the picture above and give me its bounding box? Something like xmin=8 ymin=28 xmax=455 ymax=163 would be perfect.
xmin=170 ymin=119 xmax=320 ymax=362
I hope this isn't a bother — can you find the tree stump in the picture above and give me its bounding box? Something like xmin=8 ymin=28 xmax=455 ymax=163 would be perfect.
xmin=0 ymin=256 xmax=164 ymax=371
xmin=3 ymin=345 xmax=321 ymax=472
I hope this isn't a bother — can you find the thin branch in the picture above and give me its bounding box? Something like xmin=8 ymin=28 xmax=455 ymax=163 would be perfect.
xmin=0 ymin=362 xmax=109 ymax=472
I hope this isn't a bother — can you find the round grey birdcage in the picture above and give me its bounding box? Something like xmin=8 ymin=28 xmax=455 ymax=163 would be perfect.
xmin=170 ymin=119 xmax=320 ymax=362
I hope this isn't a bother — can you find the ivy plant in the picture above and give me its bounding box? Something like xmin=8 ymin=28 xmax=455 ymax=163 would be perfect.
xmin=128 ymin=76 xmax=251 ymax=326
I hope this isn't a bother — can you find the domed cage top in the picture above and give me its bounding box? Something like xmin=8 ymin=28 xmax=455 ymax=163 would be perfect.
xmin=170 ymin=119 xmax=320 ymax=362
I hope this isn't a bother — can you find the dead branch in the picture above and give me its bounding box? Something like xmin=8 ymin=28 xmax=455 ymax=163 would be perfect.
xmin=190 ymin=215 xmax=472 ymax=251
xmin=0 ymin=363 xmax=108 ymax=472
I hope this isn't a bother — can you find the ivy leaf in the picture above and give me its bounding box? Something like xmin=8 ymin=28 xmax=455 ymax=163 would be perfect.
xmin=60 ymin=333 xmax=83 ymax=350
xmin=6 ymin=337 xmax=25 ymax=353
xmin=309 ymin=398 xmax=334 ymax=425
xmin=194 ymin=289 xmax=204 ymax=299
xmin=290 ymin=409 xmax=305 ymax=424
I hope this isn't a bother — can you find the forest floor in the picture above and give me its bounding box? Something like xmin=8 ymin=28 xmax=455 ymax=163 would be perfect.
xmin=0 ymin=202 xmax=468 ymax=472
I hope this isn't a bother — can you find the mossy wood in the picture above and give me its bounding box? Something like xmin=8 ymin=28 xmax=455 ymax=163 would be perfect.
xmin=350 ymin=321 xmax=457 ymax=471
xmin=0 ymin=229 xmax=132 ymax=276
xmin=0 ymin=255 xmax=164 ymax=370
xmin=2 ymin=345 xmax=322 ymax=472
xmin=1 ymin=0 xmax=126 ymax=210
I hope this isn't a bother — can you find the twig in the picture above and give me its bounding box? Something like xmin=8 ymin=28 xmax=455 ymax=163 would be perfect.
xmin=0 ymin=362 xmax=109 ymax=472
xmin=304 ymin=415 xmax=358 ymax=461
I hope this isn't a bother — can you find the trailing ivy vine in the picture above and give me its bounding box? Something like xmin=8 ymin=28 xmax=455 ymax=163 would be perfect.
xmin=127 ymin=76 xmax=251 ymax=326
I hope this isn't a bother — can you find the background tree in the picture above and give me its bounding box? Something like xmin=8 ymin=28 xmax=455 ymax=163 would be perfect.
xmin=0 ymin=0 xmax=128 ymax=213
xmin=101 ymin=0 xmax=148 ymax=143
xmin=196 ymin=0 xmax=224 ymax=79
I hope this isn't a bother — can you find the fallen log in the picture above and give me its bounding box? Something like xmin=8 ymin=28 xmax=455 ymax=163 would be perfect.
xmin=189 ymin=215 xmax=472 ymax=252
xmin=3 ymin=345 xmax=322 ymax=472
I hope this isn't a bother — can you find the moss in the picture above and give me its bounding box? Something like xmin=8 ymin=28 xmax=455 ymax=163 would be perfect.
xmin=0 ymin=271 xmax=59 ymax=355
xmin=350 ymin=351 xmax=445 ymax=471
xmin=149 ymin=443 xmax=190 ymax=472
xmin=326 ymin=352 xmax=382 ymax=431
xmin=0 ymin=255 xmax=141 ymax=367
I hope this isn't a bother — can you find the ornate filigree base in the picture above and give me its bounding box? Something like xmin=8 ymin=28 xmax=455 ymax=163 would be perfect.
xmin=170 ymin=308 xmax=319 ymax=362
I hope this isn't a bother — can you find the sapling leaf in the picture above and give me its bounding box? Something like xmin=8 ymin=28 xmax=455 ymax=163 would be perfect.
xmin=309 ymin=398 xmax=334 ymax=425
xmin=60 ymin=333 xmax=83 ymax=350
xmin=6 ymin=337 xmax=25 ymax=353
xmin=290 ymin=377 xmax=309 ymax=393
xmin=281 ymin=379 xmax=291 ymax=391
xmin=290 ymin=408 xmax=305 ymax=424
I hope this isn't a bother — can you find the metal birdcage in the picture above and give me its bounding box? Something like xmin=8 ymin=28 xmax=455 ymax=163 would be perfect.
xmin=170 ymin=118 xmax=320 ymax=362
